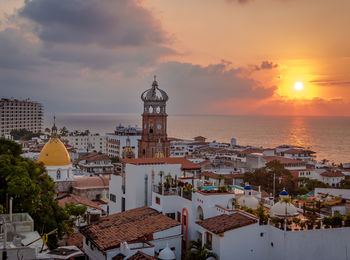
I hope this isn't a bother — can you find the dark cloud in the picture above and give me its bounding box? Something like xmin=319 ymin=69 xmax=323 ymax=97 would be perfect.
xmin=309 ymin=79 xmax=350 ymax=87
xmin=154 ymin=61 xmax=276 ymax=113
xmin=255 ymin=61 xmax=278 ymax=71
xmin=19 ymin=0 xmax=169 ymax=47
xmin=0 ymin=28 xmax=46 ymax=70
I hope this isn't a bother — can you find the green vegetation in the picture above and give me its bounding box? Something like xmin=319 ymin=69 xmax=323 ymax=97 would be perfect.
xmin=186 ymin=239 xmax=217 ymax=260
xmin=0 ymin=138 xmax=82 ymax=248
xmin=244 ymin=160 xmax=293 ymax=195
xmin=10 ymin=129 xmax=43 ymax=140
xmin=339 ymin=179 xmax=350 ymax=189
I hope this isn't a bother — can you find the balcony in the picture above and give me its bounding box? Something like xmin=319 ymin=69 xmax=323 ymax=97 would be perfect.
xmin=152 ymin=185 xmax=192 ymax=201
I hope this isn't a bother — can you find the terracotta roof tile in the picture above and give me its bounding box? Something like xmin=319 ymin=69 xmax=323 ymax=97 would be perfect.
xmin=263 ymin=156 xmax=306 ymax=165
xmin=65 ymin=232 xmax=83 ymax=250
xmin=57 ymin=194 xmax=103 ymax=211
xmin=128 ymin=251 xmax=157 ymax=260
xmin=79 ymin=152 xmax=111 ymax=163
xmin=80 ymin=207 xmax=180 ymax=251
xmin=121 ymin=158 xmax=201 ymax=170
xmin=73 ymin=176 xmax=110 ymax=189
xmin=197 ymin=213 xmax=257 ymax=234
xmin=320 ymin=171 xmax=345 ymax=177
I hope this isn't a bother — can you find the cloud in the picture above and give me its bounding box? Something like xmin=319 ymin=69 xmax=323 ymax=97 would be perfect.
xmin=254 ymin=61 xmax=278 ymax=71
xmin=154 ymin=61 xmax=276 ymax=114
xmin=1 ymin=0 xmax=175 ymax=72
xmin=226 ymin=0 xmax=252 ymax=5
xmin=19 ymin=0 xmax=169 ymax=48
xmin=309 ymin=79 xmax=350 ymax=87
xmin=0 ymin=28 xmax=46 ymax=70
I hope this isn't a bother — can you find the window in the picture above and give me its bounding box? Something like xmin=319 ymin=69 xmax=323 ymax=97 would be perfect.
xmin=110 ymin=194 xmax=116 ymax=202
xmin=56 ymin=169 xmax=61 ymax=180
xmin=122 ymin=197 xmax=125 ymax=212
xmin=205 ymin=232 xmax=212 ymax=249
xmin=166 ymin=213 xmax=175 ymax=220
xmin=177 ymin=212 xmax=181 ymax=222
xmin=156 ymin=196 xmax=161 ymax=205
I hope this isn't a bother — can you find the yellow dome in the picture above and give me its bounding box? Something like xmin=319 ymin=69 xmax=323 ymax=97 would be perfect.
xmin=38 ymin=138 xmax=71 ymax=166
xmin=123 ymin=147 xmax=133 ymax=153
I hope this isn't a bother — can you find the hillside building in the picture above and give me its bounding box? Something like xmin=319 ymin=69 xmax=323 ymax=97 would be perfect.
xmin=0 ymin=98 xmax=43 ymax=137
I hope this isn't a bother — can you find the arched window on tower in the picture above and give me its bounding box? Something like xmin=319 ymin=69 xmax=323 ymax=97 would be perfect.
xmin=149 ymin=123 xmax=154 ymax=134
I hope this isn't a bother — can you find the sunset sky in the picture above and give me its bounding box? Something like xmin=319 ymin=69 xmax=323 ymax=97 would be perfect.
xmin=1 ymin=0 xmax=350 ymax=116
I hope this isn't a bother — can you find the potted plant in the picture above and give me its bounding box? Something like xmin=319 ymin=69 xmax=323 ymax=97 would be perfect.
xmin=323 ymin=216 xmax=331 ymax=228
xmin=345 ymin=214 xmax=350 ymax=227
xmin=331 ymin=213 xmax=343 ymax=228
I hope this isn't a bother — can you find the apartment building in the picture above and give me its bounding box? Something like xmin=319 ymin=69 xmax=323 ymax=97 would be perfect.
xmin=0 ymin=98 xmax=43 ymax=136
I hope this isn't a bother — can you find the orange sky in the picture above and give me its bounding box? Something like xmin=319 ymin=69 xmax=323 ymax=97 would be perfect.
xmin=144 ymin=0 xmax=350 ymax=115
xmin=1 ymin=0 xmax=350 ymax=115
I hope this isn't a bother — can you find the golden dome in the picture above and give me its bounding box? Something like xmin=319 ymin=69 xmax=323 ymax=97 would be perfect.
xmin=123 ymin=146 xmax=133 ymax=153
xmin=38 ymin=137 xmax=71 ymax=166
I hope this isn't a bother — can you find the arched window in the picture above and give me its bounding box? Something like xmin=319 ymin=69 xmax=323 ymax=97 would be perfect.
xmin=197 ymin=206 xmax=204 ymax=220
xmin=56 ymin=169 xmax=61 ymax=180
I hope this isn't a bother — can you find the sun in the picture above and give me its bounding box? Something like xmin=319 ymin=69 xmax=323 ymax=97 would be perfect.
xmin=294 ymin=82 xmax=304 ymax=91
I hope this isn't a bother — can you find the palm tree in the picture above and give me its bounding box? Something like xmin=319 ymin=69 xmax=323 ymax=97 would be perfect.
xmin=186 ymin=239 xmax=217 ymax=260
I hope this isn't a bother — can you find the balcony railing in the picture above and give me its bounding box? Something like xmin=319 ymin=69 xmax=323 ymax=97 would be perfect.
xmin=152 ymin=185 xmax=192 ymax=201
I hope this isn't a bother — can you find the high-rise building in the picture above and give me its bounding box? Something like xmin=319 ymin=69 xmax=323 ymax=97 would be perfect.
xmin=0 ymin=98 xmax=43 ymax=137
xmin=138 ymin=76 xmax=170 ymax=158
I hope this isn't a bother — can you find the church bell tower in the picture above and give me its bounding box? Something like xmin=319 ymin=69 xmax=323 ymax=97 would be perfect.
xmin=138 ymin=76 xmax=170 ymax=158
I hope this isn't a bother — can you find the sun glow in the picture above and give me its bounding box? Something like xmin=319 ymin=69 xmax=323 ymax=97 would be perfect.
xmin=294 ymin=82 xmax=304 ymax=91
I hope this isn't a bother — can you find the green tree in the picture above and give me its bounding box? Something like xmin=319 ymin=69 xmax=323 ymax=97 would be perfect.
xmin=59 ymin=126 xmax=69 ymax=137
xmin=10 ymin=129 xmax=42 ymax=141
xmin=64 ymin=202 xmax=87 ymax=227
xmin=296 ymin=177 xmax=331 ymax=190
xmin=244 ymin=160 xmax=293 ymax=195
xmin=339 ymin=179 xmax=350 ymax=189
xmin=0 ymin=138 xmax=73 ymax=248
xmin=186 ymin=239 xmax=217 ymax=260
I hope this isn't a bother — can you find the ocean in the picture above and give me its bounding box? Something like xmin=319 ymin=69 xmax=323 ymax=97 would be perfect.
xmin=45 ymin=113 xmax=350 ymax=164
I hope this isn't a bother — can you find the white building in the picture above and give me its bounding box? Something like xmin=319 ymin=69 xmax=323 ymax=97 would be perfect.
xmin=77 ymin=152 xmax=114 ymax=175
xmin=318 ymin=170 xmax=345 ymax=187
xmin=109 ymin=158 xmax=201 ymax=214
xmin=170 ymin=136 xmax=207 ymax=158
xmin=275 ymin=145 xmax=316 ymax=163
xmin=0 ymin=98 xmax=43 ymax=137
xmin=64 ymin=134 xmax=106 ymax=153
xmin=80 ymin=206 xmax=181 ymax=260
xmin=106 ymin=124 xmax=141 ymax=159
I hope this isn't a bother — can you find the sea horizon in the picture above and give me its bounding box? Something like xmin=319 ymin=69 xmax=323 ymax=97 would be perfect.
xmin=44 ymin=113 xmax=350 ymax=164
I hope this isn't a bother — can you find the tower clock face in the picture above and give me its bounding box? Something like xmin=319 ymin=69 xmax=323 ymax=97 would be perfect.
xmin=157 ymin=123 xmax=162 ymax=130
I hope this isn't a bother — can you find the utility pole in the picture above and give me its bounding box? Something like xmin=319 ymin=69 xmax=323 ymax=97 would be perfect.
xmin=273 ymin=173 xmax=276 ymax=203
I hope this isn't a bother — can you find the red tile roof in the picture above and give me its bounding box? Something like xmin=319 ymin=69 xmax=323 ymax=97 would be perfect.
xmin=57 ymin=194 xmax=103 ymax=211
xmin=196 ymin=213 xmax=257 ymax=234
xmin=239 ymin=148 xmax=263 ymax=155
xmin=283 ymin=148 xmax=316 ymax=155
xmin=65 ymin=232 xmax=84 ymax=250
xmin=79 ymin=152 xmax=111 ymax=163
xmin=320 ymin=171 xmax=345 ymax=177
xmin=128 ymin=252 xmax=157 ymax=260
xmin=121 ymin=158 xmax=201 ymax=170
xmin=80 ymin=207 xmax=180 ymax=251
xmin=201 ymin=172 xmax=244 ymax=180
xmin=73 ymin=176 xmax=110 ymax=189
xmin=263 ymin=156 xmax=306 ymax=165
